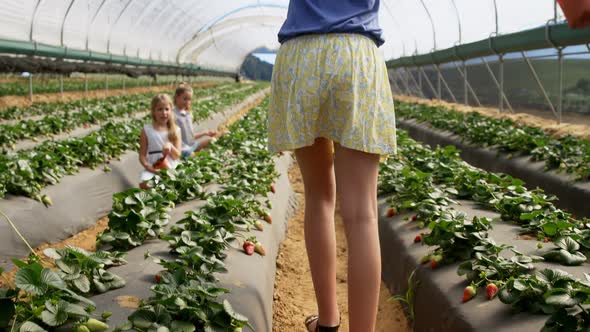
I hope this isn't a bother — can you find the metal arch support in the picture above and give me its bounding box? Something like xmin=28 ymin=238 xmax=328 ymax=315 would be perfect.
xmin=480 ymin=56 xmax=514 ymax=113
xmin=433 ymin=65 xmax=458 ymax=103
xmin=163 ymin=2 xmax=210 ymax=42
xmin=382 ymin=0 xmax=412 ymax=59
xmin=60 ymin=0 xmax=75 ymax=47
xmin=492 ymin=0 xmax=499 ymax=34
xmin=406 ymin=67 xmax=426 ymax=99
xmin=106 ymin=0 xmax=136 ymax=54
xmin=126 ymin=1 xmax=172 ymax=57
xmin=183 ymin=17 xmax=284 ymax=64
xmin=85 ymin=0 xmax=107 ymax=50
xmin=419 ymin=0 xmax=437 ymax=50
xmin=196 ymin=3 xmax=287 ymax=36
xmin=390 ymin=74 xmax=404 ymax=95
xmin=454 ymin=63 xmax=482 ymax=107
xmin=392 ymin=67 xmax=411 ymax=96
xmin=30 ymin=0 xmax=43 ymax=42
xmin=121 ymin=0 xmax=161 ymax=56
xmin=520 ymin=50 xmax=560 ymax=121
xmin=418 ymin=66 xmax=439 ymax=99
xmin=176 ymin=3 xmax=288 ymax=63
xmin=450 ymin=0 xmax=462 ymax=44
xmin=158 ymin=3 xmax=206 ymax=47
xmin=139 ymin=3 xmax=186 ymax=62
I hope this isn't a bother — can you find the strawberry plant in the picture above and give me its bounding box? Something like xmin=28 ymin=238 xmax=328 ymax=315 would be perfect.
xmin=457 ymin=249 xmax=543 ymax=291
xmin=1 ymin=255 xmax=102 ymax=331
xmin=43 ymin=246 xmax=127 ymax=294
xmin=499 ymin=269 xmax=590 ymax=314
xmin=541 ymin=237 xmax=587 ymax=266
xmin=395 ymin=101 xmax=590 ymax=180
xmin=98 ymin=188 xmax=176 ymax=249
xmin=422 ymin=213 xmax=493 ymax=264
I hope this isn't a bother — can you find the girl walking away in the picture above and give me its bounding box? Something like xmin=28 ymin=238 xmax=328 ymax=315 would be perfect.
xmin=139 ymin=94 xmax=182 ymax=189
xmin=269 ymin=1 xmax=397 ymax=331
xmin=173 ymin=83 xmax=217 ymax=158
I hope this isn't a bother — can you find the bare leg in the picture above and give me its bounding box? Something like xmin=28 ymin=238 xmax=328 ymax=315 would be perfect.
xmin=295 ymin=138 xmax=340 ymax=330
xmin=333 ymin=143 xmax=381 ymax=332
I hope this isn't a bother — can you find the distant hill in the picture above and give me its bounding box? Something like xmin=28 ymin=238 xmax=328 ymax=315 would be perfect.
xmin=240 ymin=54 xmax=273 ymax=81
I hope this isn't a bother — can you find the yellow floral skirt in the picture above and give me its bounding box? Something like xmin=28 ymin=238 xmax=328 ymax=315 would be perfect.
xmin=268 ymin=33 xmax=397 ymax=155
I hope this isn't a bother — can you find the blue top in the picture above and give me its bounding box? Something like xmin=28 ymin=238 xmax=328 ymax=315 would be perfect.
xmin=278 ymin=0 xmax=384 ymax=46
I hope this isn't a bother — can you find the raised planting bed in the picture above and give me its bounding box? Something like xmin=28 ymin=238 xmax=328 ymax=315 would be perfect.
xmin=394 ymin=102 xmax=590 ymax=218
xmin=85 ymin=153 xmax=295 ymax=332
xmin=378 ymin=130 xmax=590 ymax=331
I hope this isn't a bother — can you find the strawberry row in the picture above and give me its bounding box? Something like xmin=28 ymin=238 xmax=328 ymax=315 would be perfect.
xmin=0 ymin=82 xmax=236 ymax=121
xmin=379 ymin=129 xmax=590 ymax=329
xmin=106 ymin=98 xmax=276 ymax=331
xmin=395 ymin=101 xmax=590 ymax=181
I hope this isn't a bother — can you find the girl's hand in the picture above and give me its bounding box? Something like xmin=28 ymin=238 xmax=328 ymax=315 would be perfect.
xmin=162 ymin=142 xmax=172 ymax=156
xmin=145 ymin=164 xmax=157 ymax=173
xmin=207 ymin=130 xmax=217 ymax=137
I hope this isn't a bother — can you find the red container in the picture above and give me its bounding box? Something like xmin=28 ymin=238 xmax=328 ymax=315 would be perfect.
xmin=557 ymin=0 xmax=590 ymax=29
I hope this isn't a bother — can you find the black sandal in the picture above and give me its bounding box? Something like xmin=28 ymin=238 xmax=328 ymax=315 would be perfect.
xmin=304 ymin=315 xmax=340 ymax=332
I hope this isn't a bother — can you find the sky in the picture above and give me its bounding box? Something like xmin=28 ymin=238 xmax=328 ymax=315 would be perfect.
xmin=252 ymin=52 xmax=276 ymax=65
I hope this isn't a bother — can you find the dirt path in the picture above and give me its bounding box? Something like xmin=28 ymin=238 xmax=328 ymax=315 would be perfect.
xmin=273 ymin=165 xmax=410 ymax=332
xmin=0 ymin=81 xmax=221 ymax=110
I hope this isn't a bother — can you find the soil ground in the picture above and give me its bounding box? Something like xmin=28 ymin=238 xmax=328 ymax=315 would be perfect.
xmin=396 ymin=95 xmax=590 ymax=141
xmin=272 ymin=164 xmax=411 ymax=332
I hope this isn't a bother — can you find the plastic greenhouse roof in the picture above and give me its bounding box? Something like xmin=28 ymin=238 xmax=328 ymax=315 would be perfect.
xmin=0 ymin=0 xmax=566 ymax=73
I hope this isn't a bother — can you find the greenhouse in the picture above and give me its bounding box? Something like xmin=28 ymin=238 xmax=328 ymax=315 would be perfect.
xmin=0 ymin=0 xmax=589 ymax=331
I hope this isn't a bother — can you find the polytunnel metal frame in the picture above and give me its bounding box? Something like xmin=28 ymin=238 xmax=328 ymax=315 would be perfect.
xmin=387 ymin=0 xmax=590 ymax=124
xmin=0 ymin=0 xmax=288 ymax=77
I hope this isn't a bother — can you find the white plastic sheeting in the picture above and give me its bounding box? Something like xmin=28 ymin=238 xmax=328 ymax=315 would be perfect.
xmin=0 ymin=0 xmax=564 ymax=72
xmin=380 ymin=0 xmax=564 ymax=59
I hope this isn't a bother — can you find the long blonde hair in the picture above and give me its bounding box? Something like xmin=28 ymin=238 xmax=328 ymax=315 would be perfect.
xmin=150 ymin=94 xmax=179 ymax=144
xmin=174 ymin=82 xmax=193 ymax=111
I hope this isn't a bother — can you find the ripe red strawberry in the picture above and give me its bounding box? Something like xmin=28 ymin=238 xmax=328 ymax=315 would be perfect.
xmin=411 ymin=214 xmax=418 ymax=221
xmin=83 ymin=123 xmax=90 ymax=129
xmin=270 ymin=184 xmax=276 ymax=194
xmin=243 ymin=241 xmax=255 ymax=255
xmin=462 ymin=285 xmax=477 ymax=303
xmin=414 ymin=234 xmax=422 ymax=243
xmin=154 ymin=274 xmax=162 ymax=283
xmin=430 ymin=254 xmax=442 ymax=269
xmin=386 ymin=207 xmax=396 ymax=218
xmin=486 ymin=283 xmax=498 ymax=300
